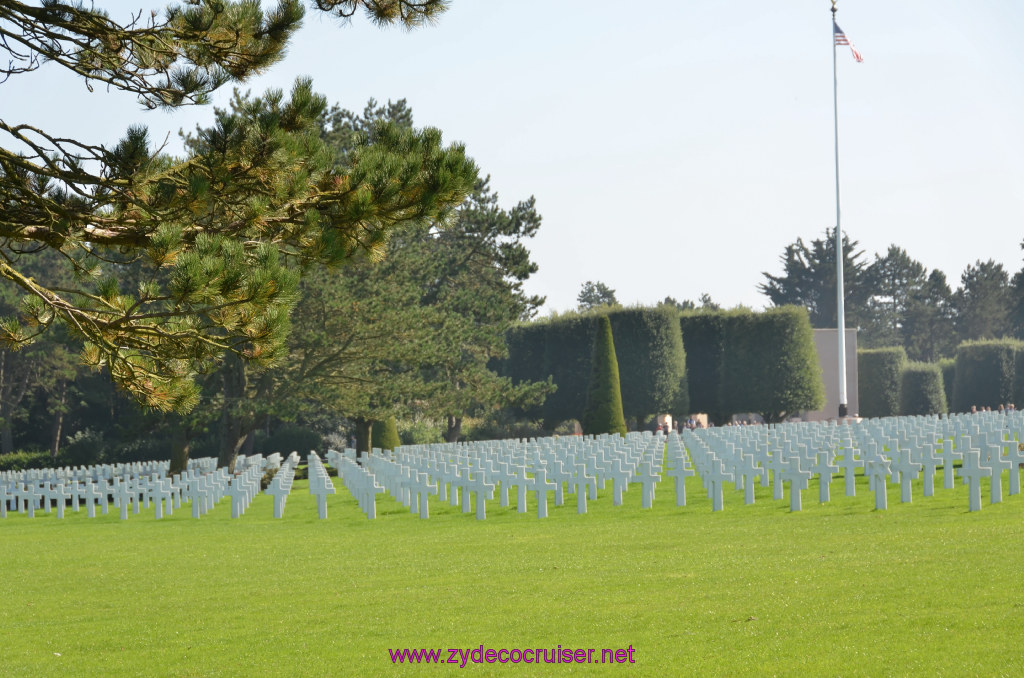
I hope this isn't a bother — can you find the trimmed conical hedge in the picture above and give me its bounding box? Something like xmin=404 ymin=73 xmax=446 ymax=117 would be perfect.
xmin=581 ymin=316 xmax=627 ymax=436
xmin=371 ymin=416 xmax=401 ymax=451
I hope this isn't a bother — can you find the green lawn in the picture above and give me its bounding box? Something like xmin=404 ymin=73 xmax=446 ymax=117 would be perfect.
xmin=1 ymin=468 xmax=1023 ymax=677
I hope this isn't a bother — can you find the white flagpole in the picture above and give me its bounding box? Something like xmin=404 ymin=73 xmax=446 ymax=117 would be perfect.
xmin=832 ymin=0 xmax=849 ymax=418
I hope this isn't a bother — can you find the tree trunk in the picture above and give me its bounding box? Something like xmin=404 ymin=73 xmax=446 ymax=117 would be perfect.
xmin=445 ymin=415 xmax=462 ymax=443
xmin=169 ymin=425 xmax=191 ymax=476
xmin=217 ymin=433 xmax=248 ymax=473
xmin=354 ymin=417 xmax=373 ymax=458
xmin=50 ymin=380 xmax=67 ymax=460
xmin=0 ymin=422 xmax=12 ymax=457
xmin=0 ymin=349 xmax=33 ymax=456
xmin=217 ymin=354 xmax=248 ymax=472
xmin=241 ymin=430 xmax=255 ymax=456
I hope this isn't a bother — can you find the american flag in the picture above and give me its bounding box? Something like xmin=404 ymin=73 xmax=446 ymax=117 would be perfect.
xmin=833 ymin=22 xmax=864 ymax=62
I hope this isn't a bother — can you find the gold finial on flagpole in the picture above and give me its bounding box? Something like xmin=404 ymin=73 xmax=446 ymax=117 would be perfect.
xmin=831 ymin=0 xmax=837 ymax=17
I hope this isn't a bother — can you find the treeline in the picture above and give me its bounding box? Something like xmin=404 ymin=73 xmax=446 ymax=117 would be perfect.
xmin=501 ymin=305 xmax=825 ymax=428
xmin=0 ymin=98 xmax=551 ymax=470
xmin=859 ymin=339 xmax=1024 ymax=418
xmin=762 ymin=230 xmax=1024 ymax=362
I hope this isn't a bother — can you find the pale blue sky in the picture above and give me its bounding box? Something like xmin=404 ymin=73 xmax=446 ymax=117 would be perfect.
xmin=5 ymin=0 xmax=1024 ymax=313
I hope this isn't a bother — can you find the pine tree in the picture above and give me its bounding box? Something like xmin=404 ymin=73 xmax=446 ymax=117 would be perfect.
xmin=0 ymin=0 xmax=472 ymax=412
xmin=581 ymin=316 xmax=627 ymax=437
xmin=577 ymin=281 xmax=618 ymax=310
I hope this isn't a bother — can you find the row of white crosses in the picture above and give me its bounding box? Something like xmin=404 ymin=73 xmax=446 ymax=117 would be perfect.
xmin=0 ymin=453 xmax=313 ymax=520
xmin=307 ymin=452 xmax=337 ymax=519
xmin=680 ymin=410 xmax=1024 ymax=513
xmin=4 ymin=411 xmax=1022 ymax=521
xmin=0 ymin=473 xmax=176 ymax=520
xmin=265 ymin=453 xmax=301 ymax=518
xmin=327 ymin=450 xmax=385 ymax=518
xmin=318 ymin=432 xmax=669 ymax=520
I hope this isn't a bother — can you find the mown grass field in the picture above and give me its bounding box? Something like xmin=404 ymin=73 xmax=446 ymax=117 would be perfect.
xmin=1 ymin=467 xmax=1023 ymax=677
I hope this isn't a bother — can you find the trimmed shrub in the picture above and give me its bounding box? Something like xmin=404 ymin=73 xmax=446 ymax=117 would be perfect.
xmin=541 ymin=315 xmax=597 ymax=428
xmin=952 ymin=339 xmax=1021 ymax=412
xmin=501 ymin=323 xmax=549 ymax=420
xmin=679 ymin=311 xmax=727 ymax=421
xmin=721 ymin=307 xmax=825 ymax=422
xmin=0 ymin=449 xmax=53 ymax=471
xmin=671 ymin=368 xmax=691 ymax=422
xmin=371 ymin=417 xmax=401 ymax=451
xmin=581 ymin=316 xmax=627 ymax=436
xmin=938 ymin=358 xmax=956 ymax=411
xmin=899 ymin=362 xmax=948 ymax=415
xmin=606 ymin=307 xmax=687 ymax=422
xmin=1014 ymin=346 xmax=1024 ymax=410
xmin=858 ymin=347 xmax=907 ymax=418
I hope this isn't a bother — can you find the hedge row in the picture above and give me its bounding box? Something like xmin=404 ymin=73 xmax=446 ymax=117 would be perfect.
xmin=504 ymin=305 xmax=824 ymax=427
xmin=505 ymin=307 xmax=686 ymax=428
xmin=856 ymin=339 xmax=1024 ymax=418
xmin=684 ymin=307 xmax=826 ymax=423
xmin=952 ymin=339 xmax=1024 ymax=412
xmin=857 ymin=347 xmax=907 ymax=418
xmin=899 ymin=362 xmax=947 ymax=416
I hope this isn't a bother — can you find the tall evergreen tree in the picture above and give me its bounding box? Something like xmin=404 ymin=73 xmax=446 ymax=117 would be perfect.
xmin=175 ymin=95 xmax=550 ymax=466
xmin=759 ymin=228 xmax=871 ymax=329
xmin=902 ymin=270 xmax=956 ymax=361
xmin=577 ymin=281 xmax=618 ymax=310
xmin=954 ymin=260 xmax=1011 ymax=342
xmin=1008 ymin=241 xmax=1024 ymax=340
xmin=861 ymin=245 xmax=928 ymax=348
xmin=581 ymin=316 xmax=627 ymax=437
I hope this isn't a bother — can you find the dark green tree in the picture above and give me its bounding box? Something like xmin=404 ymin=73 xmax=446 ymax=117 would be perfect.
xmin=581 ymin=316 xmax=627 ymax=437
xmin=312 ymin=99 xmax=552 ymax=444
xmin=698 ymin=293 xmax=721 ymax=311
xmin=861 ymin=245 xmax=927 ymax=348
xmin=954 ymin=260 xmax=1011 ymax=343
xmin=0 ymin=248 xmax=83 ymax=455
xmin=407 ymin=177 xmax=552 ymax=442
xmin=577 ymin=281 xmax=618 ymax=310
xmin=165 ymin=85 xmax=476 ymax=468
xmin=660 ymin=296 xmax=695 ymax=311
xmin=187 ymin=95 xmax=552 ymax=465
xmin=1011 ymin=241 xmax=1024 ymax=340
xmin=901 ymin=270 xmax=956 ymax=362
xmin=759 ymin=228 xmax=871 ymax=329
